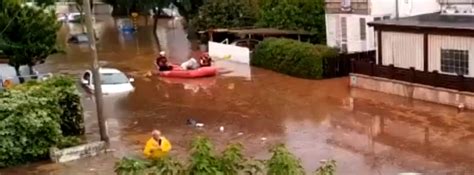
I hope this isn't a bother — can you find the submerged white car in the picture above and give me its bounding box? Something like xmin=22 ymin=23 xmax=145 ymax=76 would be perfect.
xmin=81 ymin=68 xmax=135 ymax=94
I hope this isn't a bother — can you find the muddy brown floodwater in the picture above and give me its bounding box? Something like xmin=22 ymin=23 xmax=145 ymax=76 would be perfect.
xmin=1 ymin=16 xmax=474 ymax=175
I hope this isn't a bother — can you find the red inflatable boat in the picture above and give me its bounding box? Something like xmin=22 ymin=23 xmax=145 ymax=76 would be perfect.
xmin=158 ymin=65 xmax=217 ymax=78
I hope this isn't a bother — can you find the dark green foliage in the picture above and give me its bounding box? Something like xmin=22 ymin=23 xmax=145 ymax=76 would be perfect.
xmin=218 ymin=144 xmax=245 ymax=175
xmin=0 ymin=85 xmax=63 ymax=167
xmin=187 ymin=137 xmax=221 ymax=174
xmin=189 ymin=0 xmax=257 ymax=31
xmin=257 ymin=0 xmax=326 ymax=43
xmin=57 ymin=136 xmax=82 ymax=149
xmin=42 ymin=76 xmax=84 ymax=136
xmin=314 ymin=160 xmax=336 ymax=175
xmin=251 ymin=38 xmax=339 ymax=79
xmin=0 ymin=0 xmax=61 ymax=73
xmin=267 ymin=144 xmax=304 ymax=175
xmin=0 ymin=76 xmax=84 ymax=167
xmin=149 ymin=157 xmax=185 ymax=175
xmin=114 ymin=157 xmax=151 ymax=175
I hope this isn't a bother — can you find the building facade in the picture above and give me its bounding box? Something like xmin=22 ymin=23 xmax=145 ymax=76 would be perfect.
xmin=350 ymin=0 xmax=474 ymax=109
xmin=325 ymin=0 xmax=440 ymax=53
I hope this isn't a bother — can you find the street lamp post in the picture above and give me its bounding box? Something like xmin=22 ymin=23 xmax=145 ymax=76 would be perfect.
xmin=83 ymin=0 xmax=109 ymax=144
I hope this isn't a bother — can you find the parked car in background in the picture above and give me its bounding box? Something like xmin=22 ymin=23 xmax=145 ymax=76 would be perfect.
xmin=0 ymin=64 xmax=52 ymax=91
xmin=81 ymin=68 xmax=135 ymax=94
xmin=57 ymin=12 xmax=83 ymax=23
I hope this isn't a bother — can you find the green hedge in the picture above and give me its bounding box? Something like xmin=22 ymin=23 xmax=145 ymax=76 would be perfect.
xmin=251 ymin=38 xmax=339 ymax=79
xmin=0 ymin=76 xmax=83 ymax=167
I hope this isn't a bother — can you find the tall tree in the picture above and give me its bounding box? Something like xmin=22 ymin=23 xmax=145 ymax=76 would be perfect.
xmin=257 ymin=0 xmax=326 ymax=43
xmin=73 ymin=0 xmax=93 ymax=32
xmin=170 ymin=0 xmax=205 ymax=21
xmin=190 ymin=0 xmax=257 ymax=31
xmin=0 ymin=0 xmax=61 ymax=82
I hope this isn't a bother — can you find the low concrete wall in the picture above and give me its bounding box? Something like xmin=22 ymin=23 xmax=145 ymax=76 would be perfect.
xmin=50 ymin=141 xmax=106 ymax=163
xmin=350 ymin=73 xmax=474 ymax=109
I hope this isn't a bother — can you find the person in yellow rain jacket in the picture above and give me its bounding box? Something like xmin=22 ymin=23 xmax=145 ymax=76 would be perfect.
xmin=143 ymin=130 xmax=172 ymax=160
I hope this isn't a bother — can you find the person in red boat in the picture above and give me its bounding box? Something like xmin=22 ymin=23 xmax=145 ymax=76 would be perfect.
xmin=155 ymin=51 xmax=173 ymax=71
xmin=199 ymin=53 xmax=212 ymax=67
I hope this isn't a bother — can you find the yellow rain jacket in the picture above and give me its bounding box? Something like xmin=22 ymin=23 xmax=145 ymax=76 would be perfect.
xmin=143 ymin=137 xmax=172 ymax=159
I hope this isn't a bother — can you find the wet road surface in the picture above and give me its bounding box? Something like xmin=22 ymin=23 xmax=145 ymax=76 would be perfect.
xmin=1 ymin=16 xmax=473 ymax=175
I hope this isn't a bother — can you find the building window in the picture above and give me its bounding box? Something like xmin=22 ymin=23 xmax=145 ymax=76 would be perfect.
xmin=383 ymin=15 xmax=391 ymax=20
xmin=374 ymin=17 xmax=381 ymax=21
xmin=359 ymin=18 xmax=366 ymax=40
xmin=341 ymin=17 xmax=347 ymax=42
xmin=341 ymin=43 xmax=348 ymax=53
xmin=341 ymin=0 xmax=351 ymax=8
xmin=441 ymin=49 xmax=469 ymax=75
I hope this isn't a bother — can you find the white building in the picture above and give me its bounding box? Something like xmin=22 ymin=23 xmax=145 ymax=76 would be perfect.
xmin=325 ymin=0 xmax=441 ymax=53
xmin=350 ymin=0 xmax=474 ymax=109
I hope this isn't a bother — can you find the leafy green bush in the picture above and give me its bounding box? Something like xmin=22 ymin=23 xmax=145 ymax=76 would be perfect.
xmin=43 ymin=76 xmax=84 ymax=136
xmin=0 ymin=86 xmax=63 ymax=167
xmin=257 ymin=0 xmax=326 ymax=43
xmin=115 ymin=137 xmax=336 ymax=175
xmin=0 ymin=76 xmax=84 ymax=167
xmin=267 ymin=144 xmax=304 ymax=175
xmin=189 ymin=0 xmax=257 ymax=31
xmin=251 ymin=38 xmax=339 ymax=79
xmin=314 ymin=160 xmax=336 ymax=175
xmin=115 ymin=157 xmax=151 ymax=175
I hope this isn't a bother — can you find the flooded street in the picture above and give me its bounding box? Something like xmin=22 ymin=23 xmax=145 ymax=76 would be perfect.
xmin=1 ymin=16 xmax=474 ymax=175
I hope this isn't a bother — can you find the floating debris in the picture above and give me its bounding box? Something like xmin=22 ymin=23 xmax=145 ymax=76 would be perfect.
xmin=458 ymin=103 xmax=465 ymax=112
xmin=186 ymin=119 xmax=197 ymax=126
xmin=261 ymin=137 xmax=267 ymax=141
xmin=219 ymin=126 xmax=224 ymax=132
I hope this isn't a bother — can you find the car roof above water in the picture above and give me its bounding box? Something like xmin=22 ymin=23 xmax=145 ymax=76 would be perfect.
xmin=98 ymin=68 xmax=122 ymax=74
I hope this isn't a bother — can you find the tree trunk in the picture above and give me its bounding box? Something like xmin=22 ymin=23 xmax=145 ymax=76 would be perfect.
xmin=14 ymin=65 xmax=24 ymax=83
xmin=28 ymin=64 xmax=37 ymax=80
xmin=152 ymin=15 xmax=160 ymax=48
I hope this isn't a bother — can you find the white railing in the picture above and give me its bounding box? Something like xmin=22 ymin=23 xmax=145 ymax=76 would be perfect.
xmin=220 ymin=38 xmax=229 ymax=44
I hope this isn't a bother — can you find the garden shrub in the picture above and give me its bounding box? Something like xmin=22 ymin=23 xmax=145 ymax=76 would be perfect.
xmin=257 ymin=0 xmax=326 ymax=43
xmin=115 ymin=137 xmax=336 ymax=175
xmin=251 ymin=38 xmax=339 ymax=79
xmin=0 ymin=76 xmax=84 ymax=167
xmin=43 ymin=76 xmax=84 ymax=136
xmin=267 ymin=144 xmax=304 ymax=175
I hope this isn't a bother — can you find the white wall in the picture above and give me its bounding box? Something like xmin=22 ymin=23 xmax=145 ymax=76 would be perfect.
xmin=325 ymin=14 xmax=375 ymax=53
xmin=208 ymin=41 xmax=250 ymax=64
xmin=428 ymin=35 xmax=474 ymax=77
xmin=381 ymin=32 xmax=424 ymax=70
xmin=325 ymin=14 xmax=338 ymax=49
xmin=370 ymin=0 xmax=440 ymax=17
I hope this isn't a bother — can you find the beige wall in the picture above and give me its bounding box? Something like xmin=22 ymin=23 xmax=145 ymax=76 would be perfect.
xmin=350 ymin=73 xmax=474 ymax=110
xmin=428 ymin=35 xmax=474 ymax=77
xmin=381 ymin=31 xmax=424 ymax=70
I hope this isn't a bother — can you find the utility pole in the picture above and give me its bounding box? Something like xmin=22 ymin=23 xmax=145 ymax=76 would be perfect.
xmin=83 ymin=0 xmax=109 ymax=144
xmin=395 ymin=0 xmax=399 ymax=19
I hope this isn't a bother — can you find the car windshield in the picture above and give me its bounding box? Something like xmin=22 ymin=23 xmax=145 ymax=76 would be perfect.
xmin=101 ymin=73 xmax=129 ymax=85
